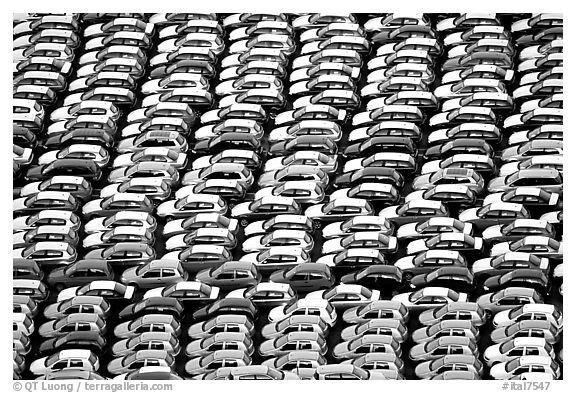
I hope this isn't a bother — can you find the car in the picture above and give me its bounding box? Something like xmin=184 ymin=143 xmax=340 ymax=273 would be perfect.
xmin=493 ymin=303 xmax=562 ymax=330
xmin=405 ymin=233 xmax=483 ymax=257
xmin=13 ymin=312 xmax=34 ymax=336
xmin=195 ymin=365 xmax=299 ymax=380
xmin=268 ymin=298 xmax=337 ymax=326
xmin=107 ymin=350 xmax=174 ymax=376
xmin=305 ymin=198 xmax=374 ymax=226
xmin=489 ymin=236 xmax=562 ymax=259
xmin=415 ymin=354 xmax=483 ymax=379
xmin=29 ymin=349 xmax=99 ymax=376
xmin=162 ymin=213 xmax=239 ymax=238
xmin=498 ymin=156 xmax=563 ymax=177
xmin=339 ymin=266 xmax=403 ymax=294
xmin=412 ymin=319 xmax=479 ymax=344
xmin=424 ymin=138 xmax=494 ymax=160
xmin=409 ymin=267 xmax=474 ymax=292
xmin=259 ymin=331 xmax=327 ymax=358
xmin=490 ymin=320 xmax=559 ymax=344
xmin=244 ymin=215 xmax=313 ymax=237
xmin=194 ymin=261 xmax=261 ymax=291
xmin=82 ymin=226 xmax=154 ymax=250
xmin=13 ymin=242 xmax=77 ymax=267
xmin=459 ymin=202 xmax=530 ymax=230
xmin=322 ymin=216 xmax=393 ymax=240
xmin=306 ymin=284 xmax=381 ymax=309
xmin=500 ymin=141 xmax=563 ymax=163
xmin=37 ymin=145 xmax=110 ymax=168
xmin=82 ymin=194 xmax=154 ymax=220
xmin=83 ymin=243 xmax=155 ymax=267
xmin=191 ymin=298 xmax=257 ymax=322
xmin=418 ymin=302 xmax=487 ymax=326
xmin=482 ymin=219 xmax=556 ymax=245
xmin=156 ymin=193 xmax=227 ymax=219
xmin=226 ymin=282 xmax=296 ymax=306
xmin=47 ymin=260 xmax=114 ymax=290
xmin=161 ymin=244 xmax=232 ymax=272
xmin=269 ymin=263 xmax=335 ymax=293
xmin=84 ymin=211 xmax=156 ymax=234
xmin=143 ymin=281 xmax=219 ymax=302
xmin=340 ymin=318 xmax=408 ymax=343
xmin=13 ymin=259 xmax=43 ymax=280
xmin=112 ymin=332 xmax=180 ymax=357
xmin=476 ymin=287 xmax=545 ymax=316
xmin=316 ymin=248 xmax=388 ymax=269
xmin=57 ymin=281 xmax=135 ymax=303
xmin=409 ymin=336 xmax=478 ymax=362
xmin=333 ymin=335 xmax=401 ymax=359
xmin=42 ymin=295 xmax=110 ymax=320
xmin=239 ymin=246 xmax=311 ymax=271
xmin=261 ymin=314 xmax=329 ymax=340
xmin=117 ymin=297 xmax=183 ymax=322
xmin=12 ymin=225 xmax=79 ymax=249
xmin=242 ymin=230 xmax=314 ymax=253
xmin=185 ymin=349 xmax=251 ymax=376
xmin=113 ymin=313 xmax=181 ymax=340
xmin=489 ymin=355 xmax=560 ymax=380
xmin=185 ymin=332 xmax=254 ymax=358
xmin=113 ymin=366 xmax=182 ymax=381
xmin=12 ymin=210 xmax=74 ymax=233
xmin=322 ymin=232 xmax=398 ymax=255
xmin=393 ymin=287 xmax=469 ymax=311
xmin=188 ymin=314 xmax=255 ymax=340
xmin=484 ymin=337 xmax=555 ymax=367
xmin=312 ymin=364 xmax=392 ymax=380
xmin=14 ymin=191 xmax=79 ymax=216
xmin=165 ymin=227 xmax=236 ymax=251
xmin=472 ymin=253 xmax=550 ymax=279
xmin=342 ymin=300 xmax=409 ymax=324
xmin=483 ymin=269 xmax=550 ymax=293
xmin=379 ymin=200 xmax=449 ymax=225
xmin=38 ymin=313 xmax=106 ymax=338
xmin=488 ymin=169 xmax=563 ymax=194
xmin=412 ymin=168 xmax=484 ymax=194
xmin=120 ymin=260 xmax=188 ymax=289
xmin=396 ymin=218 xmax=473 ymax=242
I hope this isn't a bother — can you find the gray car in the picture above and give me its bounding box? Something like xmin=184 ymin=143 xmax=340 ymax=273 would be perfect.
xmin=185 ymin=350 xmax=250 ymax=376
xmin=43 ymin=296 xmax=110 ymax=320
xmin=185 ymin=332 xmax=254 ymax=358
xmin=412 ymin=319 xmax=479 ymax=343
xmin=107 ymin=350 xmax=174 ymax=375
xmin=333 ymin=335 xmax=401 ymax=359
xmin=47 ymin=259 xmax=114 ymax=290
xmin=259 ymin=331 xmax=327 ymax=357
xmin=114 ymin=314 xmax=181 ymax=339
xmin=409 ymin=336 xmax=478 ymax=361
xmin=187 ymin=315 xmax=255 ymax=340
xmin=261 ymin=314 xmax=329 ymax=339
xmin=340 ymin=318 xmax=408 ymax=342
xmin=111 ymin=332 xmax=180 ymax=357
xmin=120 ymin=259 xmax=188 ymax=289
xmin=418 ymin=302 xmax=487 ymax=326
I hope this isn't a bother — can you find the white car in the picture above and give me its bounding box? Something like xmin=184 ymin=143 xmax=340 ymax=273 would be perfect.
xmin=29 ymin=349 xmax=99 ymax=376
xmin=322 ymin=216 xmax=393 ymax=239
xmin=57 ymin=281 xmax=135 ymax=302
xmin=268 ymin=298 xmax=337 ymax=326
xmin=489 ymin=355 xmax=560 ymax=380
xmin=492 ymin=304 xmax=563 ymax=329
xmin=321 ymin=232 xmax=397 ymax=255
xmin=392 ymin=287 xmax=468 ymax=311
xmin=84 ymin=211 xmax=156 ymax=234
xmin=484 ymin=337 xmax=554 ymax=367
xmin=396 ymin=217 xmax=473 ymax=241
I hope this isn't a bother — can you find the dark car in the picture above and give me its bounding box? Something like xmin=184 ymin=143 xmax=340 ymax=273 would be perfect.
xmin=334 ymin=167 xmax=404 ymax=190
xmin=24 ymin=159 xmax=102 ymax=181
xmin=46 ymin=259 xmax=114 ymax=290
xmin=192 ymin=298 xmax=257 ymax=321
xmin=268 ymin=135 xmax=338 ymax=156
xmin=13 ymin=258 xmax=44 ymax=280
xmin=42 ymin=129 xmax=115 ymax=150
xmin=192 ymin=133 xmax=261 ymax=155
xmin=344 ymin=136 xmax=416 ymax=159
xmin=410 ymin=267 xmax=475 ymax=292
xmin=340 ymin=265 xmax=404 ymax=295
xmin=269 ymin=263 xmax=335 ymax=293
xmin=38 ymin=331 xmax=106 ymax=356
xmin=194 ymin=261 xmax=261 ymax=291
xmin=118 ymin=297 xmax=184 ymax=320
xmin=482 ymin=269 xmax=550 ymax=294
xmin=424 ymin=139 xmax=494 ymax=160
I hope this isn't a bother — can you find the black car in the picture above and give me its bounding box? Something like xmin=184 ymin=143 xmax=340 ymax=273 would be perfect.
xmin=269 ymin=263 xmax=335 ymax=293
xmin=340 ymin=265 xmax=404 ymax=295
xmin=409 ymin=266 xmax=475 ymax=292
xmin=38 ymin=331 xmax=106 ymax=355
xmin=192 ymin=298 xmax=257 ymax=321
xmin=118 ymin=297 xmax=185 ymax=320
xmin=482 ymin=269 xmax=550 ymax=294
xmin=47 ymin=260 xmax=115 ymax=290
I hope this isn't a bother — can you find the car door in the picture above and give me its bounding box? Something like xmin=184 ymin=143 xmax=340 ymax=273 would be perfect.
xmin=141 ymin=268 xmax=163 ymax=285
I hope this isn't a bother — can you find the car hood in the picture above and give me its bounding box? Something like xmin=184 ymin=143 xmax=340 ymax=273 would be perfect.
xmin=458 ymin=207 xmax=480 ymax=223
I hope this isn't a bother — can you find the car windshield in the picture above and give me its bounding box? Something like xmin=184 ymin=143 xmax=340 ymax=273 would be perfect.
xmin=505 ymin=358 xmax=522 ymax=372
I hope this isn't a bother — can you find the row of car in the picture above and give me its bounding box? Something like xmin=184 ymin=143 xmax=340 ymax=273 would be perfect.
xmin=13 ymin=12 xmax=563 ymax=380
